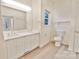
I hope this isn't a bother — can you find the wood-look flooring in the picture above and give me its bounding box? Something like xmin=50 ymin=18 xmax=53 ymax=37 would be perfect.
xmin=20 ymin=43 xmax=76 ymax=59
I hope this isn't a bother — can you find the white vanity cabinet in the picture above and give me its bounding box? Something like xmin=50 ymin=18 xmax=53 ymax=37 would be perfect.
xmin=6 ymin=39 xmax=17 ymax=59
xmin=15 ymin=36 xmax=30 ymax=58
xmin=5 ymin=33 xmax=40 ymax=59
xmin=30 ymin=34 xmax=40 ymax=50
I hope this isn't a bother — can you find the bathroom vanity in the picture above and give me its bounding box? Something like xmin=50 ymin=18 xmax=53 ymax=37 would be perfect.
xmin=2 ymin=15 xmax=40 ymax=59
xmin=1 ymin=1 xmax=40 ymax=59
xmin=4 ymin=31 xmax=40 ymax=59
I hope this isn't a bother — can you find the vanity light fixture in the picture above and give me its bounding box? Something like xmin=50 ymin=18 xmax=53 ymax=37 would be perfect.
xmin=1 ymin=0 xmax=32 ymax=12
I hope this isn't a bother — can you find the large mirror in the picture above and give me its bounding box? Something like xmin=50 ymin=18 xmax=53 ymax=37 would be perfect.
xmin=1 ymin=0 xmax=32 ymax=37
xmin=1 ymin=6 xmax=27 ymax=31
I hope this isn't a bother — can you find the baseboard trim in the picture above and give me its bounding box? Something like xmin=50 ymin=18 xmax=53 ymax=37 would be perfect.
xmin=18 ymin=47 xmax=39 ymax=59
xmin=51 ymin=41 xmax=69 ymax=47
xmin=39 ymin=41 xmax=50 ymax=48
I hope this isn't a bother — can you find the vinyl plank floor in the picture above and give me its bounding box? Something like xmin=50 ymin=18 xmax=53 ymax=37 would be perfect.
xmin=20 ymin=43 xmax=59 ymax=59
xmin=20 ymin=43 xmax=76 ymax=59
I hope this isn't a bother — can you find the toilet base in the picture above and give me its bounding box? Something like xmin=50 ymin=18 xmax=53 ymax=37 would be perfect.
xmin=55 ymin=42 xmax=61 ymax=47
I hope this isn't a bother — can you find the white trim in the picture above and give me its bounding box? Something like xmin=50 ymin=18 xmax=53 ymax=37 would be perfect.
xmin=39 ymin=41 xmax=49 ymax=48
xmin=55 ymin=20 xmax=70 ymax=23
xmin=4 ymin=31 xmax=40 ymax=40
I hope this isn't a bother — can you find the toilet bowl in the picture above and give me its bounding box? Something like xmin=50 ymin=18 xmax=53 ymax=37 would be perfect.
xmin=54 ymin=30 xmax=65 ymax=47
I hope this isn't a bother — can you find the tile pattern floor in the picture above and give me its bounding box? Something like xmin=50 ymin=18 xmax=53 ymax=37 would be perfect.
xmin=54 ymin=46 xmax=76 ymax=59
xmin=20 ymin=43 xmax=76 ymax=59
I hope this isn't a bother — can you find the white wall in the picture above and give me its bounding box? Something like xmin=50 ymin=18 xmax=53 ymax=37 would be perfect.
xmin=0 ymin=16 xmax=7 ymax=59
xmin=16 ymin=0 xmax=32 ymax=7
xmin=31 ymin=0 xmax=54 ymax=47
xmin=70 ymin=0 xmax=79 ymax=52
xmin=32 ymin=0 xmax=41 ymax=32
xmin=40 ymin=0 xmax=54 ymax=47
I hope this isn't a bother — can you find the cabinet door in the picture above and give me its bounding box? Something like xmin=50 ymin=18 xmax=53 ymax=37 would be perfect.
xmin=16 ymin=37 xmax=25 ymax=57
xmin=30 ymin=34 xmax=39 ymax=50
xmin=24 ymin=36 xmax=30 ymax=52
xmin=6 ymin=39 xmax=17 ymax=59
xmin=16 ymin=37 xmax=30 ymax=57
xmin=33 ymin=34 xmax=39 ymax=48
xmin=30 ymin=36 xmax=34 ymax=50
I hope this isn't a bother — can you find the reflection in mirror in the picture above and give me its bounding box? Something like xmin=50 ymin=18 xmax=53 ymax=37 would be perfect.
xmin=2 ymin=16 xmax=14 ymax=37
xmin=2 ymin=16 xmax=14 ymax=31
xmin=1 ymin=6 xmax=27 ymax=31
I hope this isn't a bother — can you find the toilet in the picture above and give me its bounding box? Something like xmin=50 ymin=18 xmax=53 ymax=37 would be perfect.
xmin=54 ymin=30 xmax=65 ymax=47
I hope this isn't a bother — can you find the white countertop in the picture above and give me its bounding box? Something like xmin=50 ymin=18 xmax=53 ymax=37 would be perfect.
xmin=4 ymin=31 xmax=40 ymax=41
